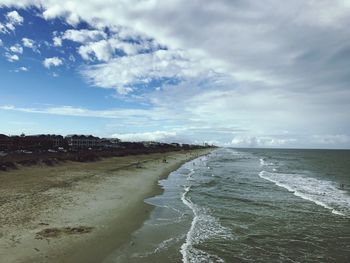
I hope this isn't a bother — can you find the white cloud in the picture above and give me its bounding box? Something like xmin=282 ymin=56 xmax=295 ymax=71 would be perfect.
xmin=6 ymin=10 xmax=23 ymax=25
xmin=62 ymin=29 xmax=107 ymax=43
xmin=76 ymin=35 xmax=157 ymax=62
xmin=4 ymin=22 xmax=15 ymax=31
xmin=42 ymin=3 xmax=80 ymax=25
xmin=81 ymin=49 xmax=221 ymax=94
xmin=21 ymin=37 xmax=35 ymax=49
xmin=53 ymin=29 xmax=110 ymax=60
xmin=230 ymin=136 xmax=297 ymax=148
xmin=9 ymin=43 xmax=23 ymax=54
xmin=5 ymin=52 xmax=19 ymax=62
xmin=14 ymin=66 xmax=29 ymax=72
xmin=112 ymin=36 xmax=161 ymax=55
xmin=112 ymin=131 xmax=177 ymax=142
xmin=0 ymin=38 xmax=3 ymax=46
xmin=1 ymin=10 xmax=24 ymax=33
xmin=78 ymin=39 xmax=113 ymax=62
xmin=311 ymin=134 xmax=350 ymax=145
xmin=0 ymin=104 xmax=166 ymax=120
xmin=43 ymin=57 xmax=63 ymax=68
xmin=52 ymin=36 xmax=62 ymax=46
xmin=19 ymin=66 xmax=28 ymax=71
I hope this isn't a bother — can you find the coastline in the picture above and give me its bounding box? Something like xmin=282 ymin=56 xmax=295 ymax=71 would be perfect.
xmin=0 ymin=148 xmax=213 ymax=263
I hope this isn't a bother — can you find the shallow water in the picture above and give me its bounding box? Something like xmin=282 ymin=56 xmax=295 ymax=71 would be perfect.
xmin=104 ymin=148 xmax=350 ymax=262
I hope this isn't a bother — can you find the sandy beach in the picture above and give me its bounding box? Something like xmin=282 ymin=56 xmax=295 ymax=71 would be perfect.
xmin=0 ymin=149 xmax=212 ymax=263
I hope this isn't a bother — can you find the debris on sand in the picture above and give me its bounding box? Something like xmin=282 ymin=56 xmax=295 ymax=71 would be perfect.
xmin=35 ymin=226 xmax=93 ymax=239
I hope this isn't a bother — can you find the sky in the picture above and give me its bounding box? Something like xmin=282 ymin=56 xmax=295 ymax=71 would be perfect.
xmin=0 ymin=0 xmax=349 ymax=148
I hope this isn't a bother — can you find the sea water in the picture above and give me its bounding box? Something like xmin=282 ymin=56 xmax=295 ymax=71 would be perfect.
xmin=104 ymin=148 xmax=350 ymax=262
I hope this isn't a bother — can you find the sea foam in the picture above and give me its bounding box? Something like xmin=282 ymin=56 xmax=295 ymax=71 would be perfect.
xmin=180 ymin=163 xmax=233 ymax=263
xmin=259 ymin=171 xmax=350 ymax=217
xmin=260 ymin=158 xmax=274 ymax=166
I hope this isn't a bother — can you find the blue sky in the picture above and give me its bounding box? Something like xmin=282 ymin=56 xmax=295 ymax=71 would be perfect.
xmin=0 ymin=1 xmax=350 ymax=148
xmin=0 ymin=6 xmax=161 ymax=135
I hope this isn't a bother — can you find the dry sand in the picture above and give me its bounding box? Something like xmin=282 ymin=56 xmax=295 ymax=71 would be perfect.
xmin=0 ymin=149 xmax=212 ymax=263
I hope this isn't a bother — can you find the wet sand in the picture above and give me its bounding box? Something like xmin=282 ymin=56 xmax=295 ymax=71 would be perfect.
xmin=0 ymin=149 xmax=212 ymax=263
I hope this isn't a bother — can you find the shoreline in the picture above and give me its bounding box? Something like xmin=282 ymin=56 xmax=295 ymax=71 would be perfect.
xmin=0 ymin=148 xmax=212 ymax=262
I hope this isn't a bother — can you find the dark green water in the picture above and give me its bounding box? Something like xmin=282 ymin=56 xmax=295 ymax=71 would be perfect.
xmin=104 ymin=148 xmax=350 ymax=263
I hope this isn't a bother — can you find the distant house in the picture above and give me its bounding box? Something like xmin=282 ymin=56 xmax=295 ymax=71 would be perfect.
xmin=9 ymin=134 xmax=65 ymax=150
xmin=66 ymin=135 xmax=100 ymax=149
xmin=119 ymin=141 xmax=146 ymax=149
xmin=142 ymin=141 xmax=161 ymax=148
xmin=99 ymin=138 xmax=121 ymax=148
xmin=0 ymin=134 xmax=12 ymax=150
xmin=48 ymin=135 xmax=65 ymax=148
xmin=181 ymin=144 xmax=191 ymax=149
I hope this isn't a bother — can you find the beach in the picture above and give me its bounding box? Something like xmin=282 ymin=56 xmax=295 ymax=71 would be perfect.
xmin=0 ymin=148 xmax=212 ymax=263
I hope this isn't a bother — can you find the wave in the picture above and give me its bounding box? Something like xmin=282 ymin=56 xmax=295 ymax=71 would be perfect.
xmin=153 ymin=234 xmax=186 ymax=254
xmin=180 ymin=185 xmax=196 ymax=263
xmin=259 ymin=158 xmax=274 ymax=167
xmin=130 ymin=234 xmax=186 ymax=259
xmin=259 ymin=171 xmax=350 ymax=217
xmin=180 ymin=175 xmax=233 ymax=262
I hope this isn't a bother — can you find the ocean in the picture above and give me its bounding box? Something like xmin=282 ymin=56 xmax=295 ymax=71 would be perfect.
xmin=104 ymin=148 xmax=350 ymax=262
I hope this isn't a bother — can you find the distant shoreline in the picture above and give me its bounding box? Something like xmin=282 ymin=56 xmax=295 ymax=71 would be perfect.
xmin=0 ymin=148 xmax=213 ymax=262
